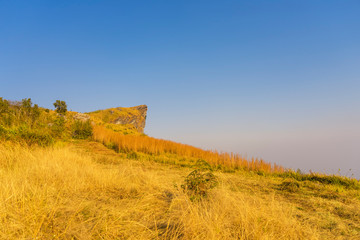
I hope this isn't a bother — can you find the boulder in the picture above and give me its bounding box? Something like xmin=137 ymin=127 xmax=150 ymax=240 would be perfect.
xmin=73 ymin=113 xmax=90 ymax=122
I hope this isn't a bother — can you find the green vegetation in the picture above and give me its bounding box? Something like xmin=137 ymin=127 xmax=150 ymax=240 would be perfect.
xmin=0 ymin=125 xmax=53 ymax=146
xmin=0 ymin=97 xmax=54 ymax=146
xmin=51 ymin=116 xmax=66 ymax=138
xmin=72 ymin=120 xmax=93 ymax=139
xmin=53 ymin=100 xmax=67 ymax=115
xmin=0 ymin=98 xmax=93 ymax=145
xmin=278 ymin=170 xmax=360 ymax=190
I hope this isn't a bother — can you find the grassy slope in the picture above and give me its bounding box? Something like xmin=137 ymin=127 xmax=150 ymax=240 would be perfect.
xmin=1 ymin=140 xmax=359 ymax=240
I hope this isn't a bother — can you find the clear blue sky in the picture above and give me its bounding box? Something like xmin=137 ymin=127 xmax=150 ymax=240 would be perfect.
xmin=1 ymin=1 xmax=359 ymax=177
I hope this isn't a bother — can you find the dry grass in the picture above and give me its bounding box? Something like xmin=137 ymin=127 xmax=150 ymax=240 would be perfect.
xmin=93 ymin=126 xmax=284 ymax=174
xmin=1 ymin=141 xmax=359 ymax=239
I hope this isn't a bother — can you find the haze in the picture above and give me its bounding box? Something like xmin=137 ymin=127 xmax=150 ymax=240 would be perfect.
xmin=1 ymin=1 xmax=359 ymax=178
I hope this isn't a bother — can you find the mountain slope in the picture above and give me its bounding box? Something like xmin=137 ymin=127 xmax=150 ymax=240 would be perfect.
xmin=0 ymin=140 xmax=359 ymax=239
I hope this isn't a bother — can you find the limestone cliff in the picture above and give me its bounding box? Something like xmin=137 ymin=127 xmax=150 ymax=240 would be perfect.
xmin=87 ymin=105 xmax=147 ymax=133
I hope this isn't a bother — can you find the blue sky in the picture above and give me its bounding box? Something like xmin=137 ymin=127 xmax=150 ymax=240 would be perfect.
xmin=1 ymin=1 xmax=359 ymax=177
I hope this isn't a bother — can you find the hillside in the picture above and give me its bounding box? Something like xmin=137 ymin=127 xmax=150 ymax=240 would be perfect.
xmin=0 ymin=98 xmax=359 ymax=239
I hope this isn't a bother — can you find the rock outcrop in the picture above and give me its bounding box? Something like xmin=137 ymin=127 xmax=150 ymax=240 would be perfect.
xmin=112 ymin=105 xmax=147 ymax=133
xmin=88 ymin=105 xmax=148 ymax=133
xmin=73 ymin=113 xmax=91 ymax=122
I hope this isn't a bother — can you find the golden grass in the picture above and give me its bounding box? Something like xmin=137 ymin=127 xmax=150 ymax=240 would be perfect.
xmin=103 ymin=123 xmax=142 ymax=136
xmin=1 ymin=141 xmax=359 ymax=239
xmin=93 ymin=125 xmax=284 ymax=173
xmin=0 ymin=141 xmax=319 ymax=239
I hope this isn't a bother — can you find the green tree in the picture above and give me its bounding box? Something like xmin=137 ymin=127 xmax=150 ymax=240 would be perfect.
xmin=31 ymin=104 xmax=41 ymax=126
xmin=21 ymin=98 xmax=32 ymax=108
xmin=53 ymin=100 xmax=67 ymax=115
xmin=21 ymin=98 xmax=32 ymax=116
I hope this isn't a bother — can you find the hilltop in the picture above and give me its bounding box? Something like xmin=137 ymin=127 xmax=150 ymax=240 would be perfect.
xmin=0 ymin=98 xmax=359 ymax=239
xmin=87 ymin=105 xmax=148 ymax=133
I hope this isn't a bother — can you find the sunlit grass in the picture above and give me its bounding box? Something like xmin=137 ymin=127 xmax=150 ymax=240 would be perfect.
xmin=0 ymin=142 xmax=313 ymax=239
xmin=1 ymin=141 xmax=359 ymax=239
xmin=93 ymin=125 xmax=284 ymax=174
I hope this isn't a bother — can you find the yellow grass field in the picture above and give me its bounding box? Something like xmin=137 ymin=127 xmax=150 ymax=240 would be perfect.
xmin=1 ymin=141 xmax=359 ymax=239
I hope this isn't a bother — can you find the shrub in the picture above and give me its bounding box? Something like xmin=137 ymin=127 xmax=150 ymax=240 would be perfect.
xmin=181 ymin=159 xmax=218 ymax=201
xmin=193 ymin=159 xmax=213 ymax=171
xmin=17 ymin=127 xmax=54 ymax=146
xmin=126 ymin=151 xmax=139 ymax=159
xmin=0 ymin=125 xmax=53 ymax=146
xmin=51 ymin=117 xmax=66 ymax=138
xmin=72 ymin=120 xmax=93 ymax=139
xmin=181 ymin=170 xmax=218 ymax=201
xmin=279 ymin=179 xmax=300 ymax=193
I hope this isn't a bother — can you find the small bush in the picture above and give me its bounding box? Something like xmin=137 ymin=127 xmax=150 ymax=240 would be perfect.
xmin=106 ymin=142 xmax=118 ymax=151
xmin=279 ymin=179 xmax=300 ymax=193
xmin=51 ymin=117 xmax=66 ymax=138
xmin=193 ymin=158 xmax=213 ymax=171
xmin=72 ymin=120 xmax=93 ymax=139
xmin=19 ymin=130 xmax=53 ymax=146
xmin=127 ymin=151 xmax=139 ymax=159
xmin=181 ymin=159 xmax=218 ymax=200
xmin=0 ymin=125 xmax=53 ymax=146
xmin=17 ymin=125 xmax=53 ymax=146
